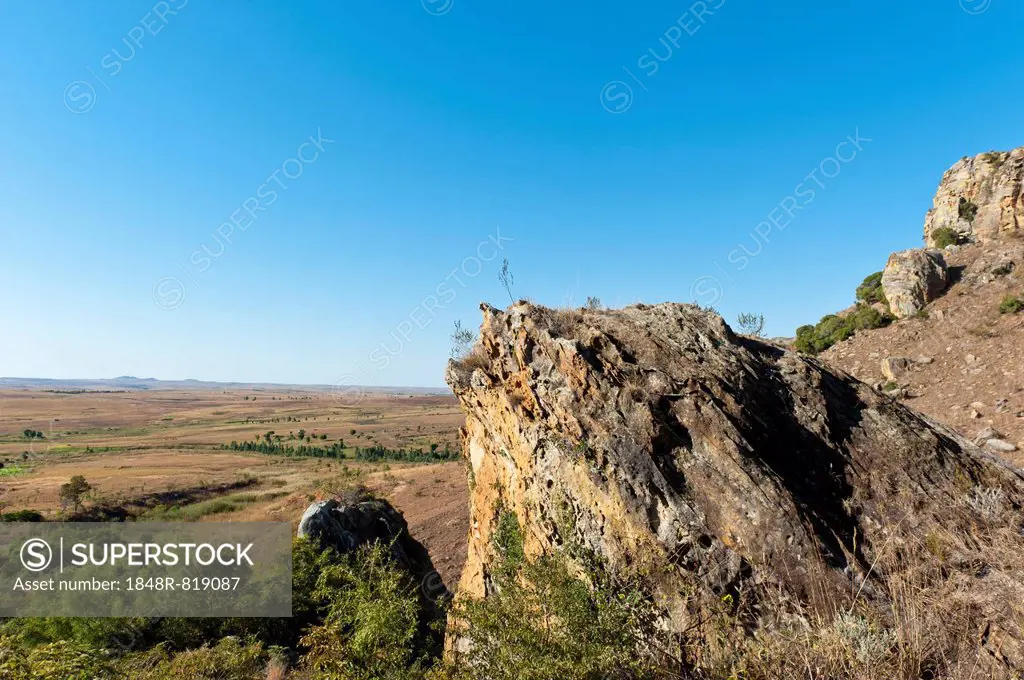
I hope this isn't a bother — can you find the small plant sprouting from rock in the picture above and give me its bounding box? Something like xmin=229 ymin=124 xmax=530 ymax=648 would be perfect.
xmin=981 ymin=150 xmax=1005 ymax=166
xmin=450 ymin=320 xmax=474 ymax=359
xmin=931 ymin=227 xmax=962 ymax=249
xmin=491 ymin=503 xmax=525 ymax=574
xmin=957 ymin=197 xmax=979 ymax=224
xmin=736 ymin=312 xmax=766 ymax=336
xmin=999 ymin=294 xmax=1023 ymax=315
xmin=498 ymin=258 xmax=515 ymax=303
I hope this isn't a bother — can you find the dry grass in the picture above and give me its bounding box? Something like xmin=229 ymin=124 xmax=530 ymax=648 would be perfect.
xmin=681 ymin=501 xmax=1024 ymax=679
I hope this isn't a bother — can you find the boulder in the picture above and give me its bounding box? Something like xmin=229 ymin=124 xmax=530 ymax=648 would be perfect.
xmin=298 ymin=498 xmax=443 ymax=590
xmin=447 ymin=301 xmax=1024 ymax=670
xmin=880 ymin=356 xmax=911 ymax=382
xmin=881 ymin=249 xmax=949 ymax=318
xmin=924 ymin=147 xmax=1024 ymax=246
xmin=986 ymin=439 xmax=1020 ymax=454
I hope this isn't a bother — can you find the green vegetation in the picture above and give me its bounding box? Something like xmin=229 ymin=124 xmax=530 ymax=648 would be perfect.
xmin=794 ymin=305 xmax=891 ymax=354
xmin=58 ymin=475 xmax=92 ymax=513
xmin=0 ymin=509 xmax=44 ymax=522
xmin=855 ymin=271 xmax=886 ymax=305
xmin=957 ymin=197 xmax=979 ymax=223
xmin=21 ymin=429 xmax=44 ymax=439
xmin=0 ymin=464 xmax=29 ymax=477
xmin=930 ymin=227 xmax=962 ymax=248
xmin=443 ymin=502 xmax=661 ymax=679
xmin=221 ymin=439 xmax=458 ymax=463
xmin=490 ymin=504 xmax=525 ymax=576
xmin=999 ymin=293 xmax=1024 ymax=314
xmin=0 ymin=536 xmax=442 ymax=679
xmin=298 ymin=541 xmax=438 ymax=679
xmin=140 ymin=492 xmax=285 ymax=522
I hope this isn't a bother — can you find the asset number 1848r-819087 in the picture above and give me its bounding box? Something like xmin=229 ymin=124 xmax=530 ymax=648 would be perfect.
xmin=125 ymin=577 xmax=241 ymax=591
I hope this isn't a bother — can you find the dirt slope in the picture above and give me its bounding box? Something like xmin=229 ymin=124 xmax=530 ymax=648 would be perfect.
xmin=823 ymin=240 xmax=1024 ymax=465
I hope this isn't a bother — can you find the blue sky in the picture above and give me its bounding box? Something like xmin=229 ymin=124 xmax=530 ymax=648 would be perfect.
xmin=0 ymin=0 xmax=1020 ymax=387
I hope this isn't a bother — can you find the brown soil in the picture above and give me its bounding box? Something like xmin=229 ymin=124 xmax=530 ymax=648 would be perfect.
xmin=821 ymin=241 xmax=1024 ymax=465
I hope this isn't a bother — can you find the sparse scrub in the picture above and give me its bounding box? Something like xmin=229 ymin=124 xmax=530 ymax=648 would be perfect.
xmin=444 ymin=508 xmax=662 ymax=680
xmin=736 ymin=312 xmax=766 ymax=336
xmin=794 ymin=305 xmax=890 ymax=354
xmin=449 ymin=320 xmax=474 ymax=359
xmin=999 ymin=293 xmax=1023 ymax=314
xmin=957 ymin=197 xmax=979 ymax=223
xmin=981 ymin=150 xmax=1005 ymax=166
xmin=855 ymin=271 xmax=886 ymax=305
xmin=498 ymin=258 xmax=515 ymax=303
xmin=931 ymin=227 xmax=962 ymax=249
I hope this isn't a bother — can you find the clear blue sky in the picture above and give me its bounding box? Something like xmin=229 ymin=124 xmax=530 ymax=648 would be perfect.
xmin=0 ymin=1 xmax=1020 ymax=387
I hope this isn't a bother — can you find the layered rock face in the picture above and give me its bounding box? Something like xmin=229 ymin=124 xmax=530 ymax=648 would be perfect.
xmin=447 ymin=302 xmax=1024 ymax=667
xmin=881 ymin=248 xmax=949 ymax=318
xmin=924 ymin=147 xmax=1024 ymax=246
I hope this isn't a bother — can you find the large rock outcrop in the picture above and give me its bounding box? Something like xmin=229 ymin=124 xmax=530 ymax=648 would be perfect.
xmin=446 ymin=302 xmax=1024 ymax=671
xmin=924 ymin=147 xmax=1024 ymax=246
xmin=881 ymin=248 xmax=949 ymax=318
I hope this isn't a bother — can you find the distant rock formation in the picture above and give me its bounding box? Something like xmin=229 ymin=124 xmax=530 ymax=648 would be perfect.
xmin=447 ymin=302 xmax=1024 ymax=671
xmin=881 ymin=248 xmax=949 ymax=318
xmin=925 ymin=147 xmax=1024 ymax=246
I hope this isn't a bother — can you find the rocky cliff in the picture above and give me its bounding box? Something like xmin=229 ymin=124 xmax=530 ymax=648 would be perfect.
xmin=446 ymin=302 xmax=1024 ymax=672
xmin=924 ymin=147 xmax=1024 ymax=246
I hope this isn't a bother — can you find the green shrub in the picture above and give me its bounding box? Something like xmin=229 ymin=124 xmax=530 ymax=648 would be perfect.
xmin=855 ymin=272 xmax=886 ymax=305
xmin=931 ymin=227 xmax=961 ymax=249
xmin=958 ymin=197 xmax=979 ymax=223
xmin=445 ymin=552 xmax=660 ymax=680
xmin=1 ymin=509 xmax=44 ymax=522
xmin=0 ymin=635 xmax=113 ymax=680
xmin=999 ymin=294 xmax=1023 ymax=314
xmin=115 ymin=637 xmax=270 ymax=680
xmin=299 ymin=542 xmax=435 ymax=680
xmin=793 ymin=305 xmax=890 ymax=355
xmin=491 ymin=505 xmax=525 ymax=575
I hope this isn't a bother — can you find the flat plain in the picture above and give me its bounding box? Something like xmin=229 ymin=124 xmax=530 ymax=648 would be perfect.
xmin=0 ymin=386 xmax=470 ymax=586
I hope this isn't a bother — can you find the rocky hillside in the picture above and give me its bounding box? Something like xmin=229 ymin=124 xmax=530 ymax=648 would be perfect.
xmin=820 ymin=146 xmax=1024 ymax=465
xmin=446 ymin=301 xmax=1024 ymax=676
xmin=823 ymin=241 xmax=1024 ymax=464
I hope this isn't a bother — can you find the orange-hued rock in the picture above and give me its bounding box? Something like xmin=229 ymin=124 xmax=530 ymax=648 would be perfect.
xmin=925 ymin=148 xmax=1024 ymax=246
xmin=447 ymin=301 xmax=1024 ymax=669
